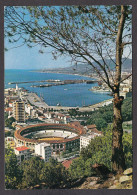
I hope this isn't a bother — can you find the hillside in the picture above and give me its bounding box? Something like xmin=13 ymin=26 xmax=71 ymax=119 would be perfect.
xmin=41 ymin=58 xmax=132 ymax=76
xmin=72 ymin=168 xmax=132 ymax=189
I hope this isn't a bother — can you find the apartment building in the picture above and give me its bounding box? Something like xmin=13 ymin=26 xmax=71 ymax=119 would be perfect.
xmin=14 ymin=146 xmax=32 ymax=165
xmin=35 ymin=143 xmax=52 ymax=162
xmin=13 ymin=100 xmax=25 ymax=123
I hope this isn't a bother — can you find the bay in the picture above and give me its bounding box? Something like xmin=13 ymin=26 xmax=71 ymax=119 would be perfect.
xmin=5 ymin=69 xmax=111 ymax=107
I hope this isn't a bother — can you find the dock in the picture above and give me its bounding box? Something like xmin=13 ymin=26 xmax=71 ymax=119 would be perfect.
xmin=8 ymin=79 xmax=97 ymax=86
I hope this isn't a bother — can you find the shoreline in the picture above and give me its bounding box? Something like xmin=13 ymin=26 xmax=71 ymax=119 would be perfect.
xmin=26 ymin=91 xmax=113 ymax=111
xmin=30 ymin=70 xmax=96 ymax=79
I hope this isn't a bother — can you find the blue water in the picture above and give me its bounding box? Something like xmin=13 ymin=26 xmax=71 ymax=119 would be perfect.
xmin=5 ymin=69 xmax=111 ymax=107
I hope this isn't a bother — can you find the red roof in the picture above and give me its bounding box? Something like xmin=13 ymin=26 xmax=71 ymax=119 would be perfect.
xmin=39 ymin=116 xmax=46 ymax=118
xmin=54 ymin=118 xmax=63 ymax=121
xmin=15 ymin=146 xmax=29 ymax=151
xmin=5 ymin=107 xmax=12 ymax=112
xmin=71 ymin=121 xmax=81 ymax=126
xmin=62 ymin=159 xmax=73 ymax=169
xmin=56 ymin=113 xmax=64 ymax=117
xmin=87 ymin=124 xmax=97 ymax=129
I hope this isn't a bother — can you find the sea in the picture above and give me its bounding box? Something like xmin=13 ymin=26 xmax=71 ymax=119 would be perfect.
xmin=5 ymin=69 xmax=111 ymax=107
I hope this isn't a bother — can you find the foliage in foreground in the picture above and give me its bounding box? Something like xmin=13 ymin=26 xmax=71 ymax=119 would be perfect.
xmin=5 ymin=148 xmax=22 ymax=189
xmin=5 ymin=152 xmax=71 ymax=189
xmin=69 ymin=125 xmax=132 ymax=180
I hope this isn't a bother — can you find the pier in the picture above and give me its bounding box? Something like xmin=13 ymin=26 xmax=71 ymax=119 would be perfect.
xmin=8 ymin=79 xmax=97 ymax=86
xmin=8 ymin=80 xmax=48 ymax=84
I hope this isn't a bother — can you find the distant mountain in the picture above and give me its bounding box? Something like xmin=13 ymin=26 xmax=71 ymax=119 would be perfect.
xmin=42 ymin=58 xmax=132 ymax=76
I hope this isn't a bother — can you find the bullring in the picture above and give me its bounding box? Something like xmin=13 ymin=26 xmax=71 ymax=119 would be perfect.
xmin=14 ymin=123 xmax=85 ymax=154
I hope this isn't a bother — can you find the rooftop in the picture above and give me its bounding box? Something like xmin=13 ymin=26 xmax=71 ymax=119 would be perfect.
xmin=5 ymin=107 xmax=12 ymax=112
xmin=87 ymin=124 xmax=97 ymax=129
xmin=62 ymin=159 xmax=73 ymax=169
xmin=62 ymin=157 xmax=78 ymax=169
xmin=15 ymin=146 xmax=29 ymax=151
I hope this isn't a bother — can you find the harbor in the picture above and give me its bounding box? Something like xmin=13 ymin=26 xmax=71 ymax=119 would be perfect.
xmin=5 ymin=70 xmax=114 ymax=107
xmin=26 ymin=92 xmax=113 ymax=112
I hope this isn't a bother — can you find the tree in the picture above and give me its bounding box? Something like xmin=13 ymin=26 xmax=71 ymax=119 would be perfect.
xmin=40 ymin=158 xmax=71 ymax=188
xmin=5 ymin=5 xmax=132 ymax=173
xmin=69 ymin=156 xmax=85 ymax=179
xmin=20 ymin=157 xmax=44 ymax=189
xmin=80 ymin=125 xmax=132 ymax=171
xmin=68 ymin=109 xmax=78 ymax=116
xmin=122 ymin=132 xmax=132 ymax=168
xmin=5 ymin=117 xmax=15 ymax=128
xmin=86 ymin=97 xmax=132 ymax=126
xmin=5 ymin=147 xmax=22 ymax=189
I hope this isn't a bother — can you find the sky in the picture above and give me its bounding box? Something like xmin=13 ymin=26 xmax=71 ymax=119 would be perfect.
xmin=4 ymin=6 xmax=132 ymax=70
xmin=5 ymin=42 xmax=71 ymax=70
xmin=5 ymin=40 xmax=132 ymax=70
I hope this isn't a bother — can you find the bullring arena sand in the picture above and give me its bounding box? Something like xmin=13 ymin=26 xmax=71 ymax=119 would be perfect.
xmin=38 ymin=137 xmax=64 ymax=141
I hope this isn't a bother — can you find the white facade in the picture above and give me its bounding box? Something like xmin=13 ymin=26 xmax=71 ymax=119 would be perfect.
xmin=25 ymin=104 xmax=37 ymax=118
xmin=123 ymin=87 xmax=130 ymax=92
xmin=35 ymin=143 xmax=52 ymax=162
xmin=16 ymin=84 xmax=19 ymax=91
xmin=80 ymin=133 xmax=101 ymax=151
xmin=14 ymin=146 xmax=32 ymax=165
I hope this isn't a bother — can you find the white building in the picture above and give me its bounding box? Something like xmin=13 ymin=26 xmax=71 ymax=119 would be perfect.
xmin=122 ymin=87 xmax=130 ymax=93
xmin=25 ymin=104 xmax=37 ymax=119
xmin=80 ymin=133 xmax=102 ymax=151
xmin=35 ymin=143 xmax=52 ymax=162
xmin=16 ymin=84 xmax=19 ymax=91
xmin=14 ymin=146 xmax=32 ymax=165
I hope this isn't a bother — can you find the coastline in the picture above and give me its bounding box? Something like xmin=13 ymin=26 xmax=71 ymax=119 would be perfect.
xmin=26 ymin=90 xmax=113 ymax=112
xmin=30 ymin=70 xmax=95 ymax=79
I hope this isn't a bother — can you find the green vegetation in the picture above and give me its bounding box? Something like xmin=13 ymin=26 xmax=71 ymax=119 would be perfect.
xmin=4 ymin=113 xmax=8 ymax=120
xmin=62 ymin=147 xmax=79 ymax=158
xmin=19 ymin=157 xmax=45 ymax=189
xmin=122 ymin=123 xmax=132 ymax=130
xmin=5 ymin=154 xmax=71 ymax=189
xmin=68 ymin=109 xmax=78 ymax=117
xmin=5 ymin=130 xmax=14 ymax=137
xmin=5 ymin=117 xmax=15 ymax=129
xmin=69 ymin=98 xmax=132 ymax=131
xmin=86 ymin=97 xmax=132 ymax=130
xmin=40 ymin=158 xmax=71 ymax=188
xmin=69 ymin=125 xmax=132 ymax=180
xmin=5 ymin=148 xmax=22 ymax=189
xmin=123 ymin=132 xmax=133 ymax=168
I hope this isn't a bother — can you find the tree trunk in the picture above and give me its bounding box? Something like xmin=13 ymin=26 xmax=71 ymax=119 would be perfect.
xmin=112 ymin=5 xmax=127 ymax=174
xmin=112 ymin=80 xmax=126 ymax=173
xmin=112 ymin=93 xmax=126 ymax=173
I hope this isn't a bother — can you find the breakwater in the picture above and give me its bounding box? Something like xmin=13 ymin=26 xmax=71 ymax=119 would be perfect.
xmin=30 ymin=80 xmax=97 ymax=88
xmin=9 ymin=79 xmax=97 ymax=86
